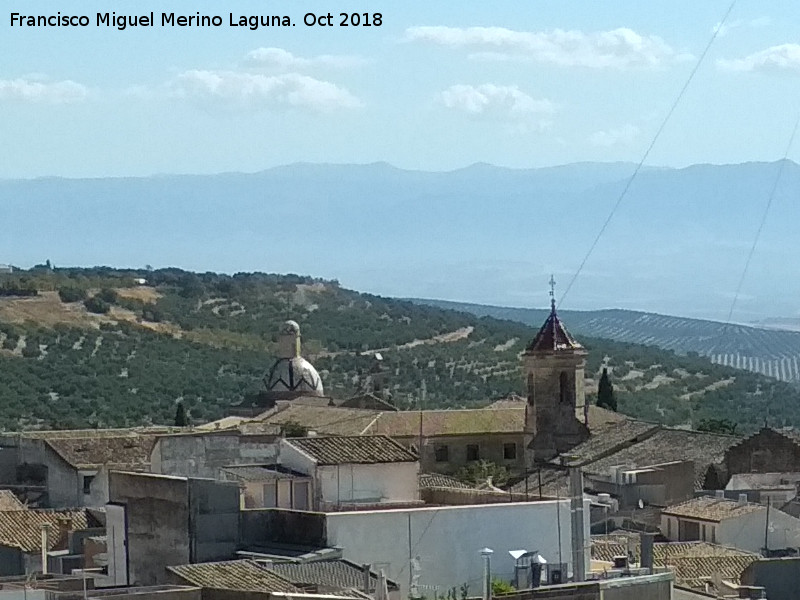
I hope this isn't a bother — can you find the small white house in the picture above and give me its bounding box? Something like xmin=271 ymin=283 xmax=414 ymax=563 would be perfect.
xmin=661 ymin=493 xmax=800 ymax=554
xmin=278 ymin=435 xmax=420 ymax=510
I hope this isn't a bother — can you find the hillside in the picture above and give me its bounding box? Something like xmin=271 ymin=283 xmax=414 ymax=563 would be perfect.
xmin=1 ymin=267 xmax=800 ymax=432
xmin=413 ymin=299 xmax=800 ymax=383
xmin=4 ymin=160 xmax=800 ymax=321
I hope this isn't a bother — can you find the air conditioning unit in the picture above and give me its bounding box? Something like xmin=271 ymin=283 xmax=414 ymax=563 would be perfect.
xmin=549 ymin=569 xmax=562 ymax=585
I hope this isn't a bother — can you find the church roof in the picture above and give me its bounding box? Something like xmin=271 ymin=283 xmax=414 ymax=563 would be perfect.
xmin=525 ymin=303 xmax=583 ymax=353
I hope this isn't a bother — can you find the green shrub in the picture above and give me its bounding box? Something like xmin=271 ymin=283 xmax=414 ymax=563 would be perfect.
xmin=58 ymin=287 xmax=86 ymax=303
xmin=97 ymin=288 xmax=118 ymax=304
xmin=84 ymin=296 xmax=110 ymax=314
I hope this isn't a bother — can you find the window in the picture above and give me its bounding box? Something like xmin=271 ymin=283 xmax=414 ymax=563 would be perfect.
xmin=82 ymin=475 xmax=94 ymax=495
xmin=559 ymin=372 xmax=570 ymax=404
xmin=263 ymin=482 xmax=277 ymax=508
xmin=503 ymin=443 xmax=517 ymax=460
xmin=666 ymin=519 xmax=671 ymax=538
xmin=293 ymin=481 xmax=310 ymax=511
xmin=434 ymin=444 xmax=449 ymax=463
xmin=702 ymin=524 xmax=707 ymax=541
xmin=466 ymin=444 xmax=480 ymax=461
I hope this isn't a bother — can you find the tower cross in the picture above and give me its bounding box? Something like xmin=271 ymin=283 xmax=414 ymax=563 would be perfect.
xmin=549 ymin=274 xmax=557 ymax=313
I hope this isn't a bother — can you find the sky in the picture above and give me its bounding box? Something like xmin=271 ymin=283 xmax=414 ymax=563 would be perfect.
xmin=2 ymin=0 xmax=800 ymax=179
xmin=3 ymin=1 xmax=800 ymax=321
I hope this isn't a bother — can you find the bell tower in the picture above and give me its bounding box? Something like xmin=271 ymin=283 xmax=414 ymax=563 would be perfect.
xmin=523 ymin=276 xmax=589 ymax=462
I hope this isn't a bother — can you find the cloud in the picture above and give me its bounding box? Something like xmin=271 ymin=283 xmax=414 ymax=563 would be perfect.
xmin=171 ymin=70 xmax=362 ymax=112
xmin=712 ymin=16 xmax=770 ymax=38
xmin=588 ymin=124 xmax=640 ymax=147
xmin=406 ymin=25 xmax=688 ymax=69
xmin=0 ymin=78 xmax=88 ymax=103
xmin=717 ymin=43 xmax=800 ymax=73
xmin=245 ymin=47 xmax=367 ymax=70
xmin=438 ymin=84 xmax=555 ymax=122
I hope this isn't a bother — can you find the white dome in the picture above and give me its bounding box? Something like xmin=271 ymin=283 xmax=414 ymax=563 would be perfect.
xmin=265 ymin=356 xmax=324 ymax=396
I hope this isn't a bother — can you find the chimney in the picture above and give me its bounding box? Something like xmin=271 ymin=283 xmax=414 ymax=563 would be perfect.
xmin=640 ymin=533 xmax=655 ymax=572
xmin=55 ymin=516 xmax=73 ymax=551
xmin=40 ymin=523 xmax=52 ymax=575
xmin=362 ymin=564 xmax=371 ymax=595
xmin=715 ymin=490 xmax=725 ymax=499
xmin=738 ymin=493 xmax=748 ymax=506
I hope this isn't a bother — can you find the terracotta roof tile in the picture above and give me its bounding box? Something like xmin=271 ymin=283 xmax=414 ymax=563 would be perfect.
xmin=45 ymin=434 xmax=156 ymax=469
xmin=285 ymin=435 xmax=418 ymax=465
xmin=583 ymin=428 xmax=739 ymax=488
xmin=563 ymin=419 xmax=658 ymax=465
xmin=508 ymin=466 xmax=569 ymax=497
xmin=168 ymin=560 xmax=299 ymax=592
xmin=419 ymin=473 xmax=474 ymax=489
xmin=257 ymin=405 xmax=381 ymax=436
xmin=368 ymin=408 xmax=525 ymax=437
xmin=0 ymin=509 xmax=89 ymax=552
xmin=662 ymin=496 xmax=764 ymax=522
xmin=591 ymin=536 xmax=758 ymax=589
xmin=258 ymin=405 xmax=526 ymax=438
xmin=267 ymin=559 xmax=399 ymax=593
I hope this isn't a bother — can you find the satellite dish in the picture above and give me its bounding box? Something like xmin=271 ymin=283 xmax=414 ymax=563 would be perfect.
xmin=638 ymin=499 xmax=645 ymax=509
xmin=535 ymin=555 xmax=547 ymax=564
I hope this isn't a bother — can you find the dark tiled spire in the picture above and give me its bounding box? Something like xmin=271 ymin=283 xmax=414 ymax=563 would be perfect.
xmin=525 ymin=275 xmax=583 ymax=353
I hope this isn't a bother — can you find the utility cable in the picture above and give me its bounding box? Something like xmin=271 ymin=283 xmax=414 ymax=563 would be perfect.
xmin=558 ymin=0 xmax=738 ymax=307
xmin=725 ymin=112 xmax=800 ymax=324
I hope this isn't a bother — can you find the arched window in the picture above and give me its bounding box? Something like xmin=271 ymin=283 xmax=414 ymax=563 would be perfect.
xmin=559 ymin=371 xmax=570 ymax=404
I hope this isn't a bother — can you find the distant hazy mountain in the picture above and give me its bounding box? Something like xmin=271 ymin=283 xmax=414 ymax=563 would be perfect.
xmin=2 ymin=160 xmax=798 ymax=320
xmin=414 ymin=298 xmax=800 ymax=383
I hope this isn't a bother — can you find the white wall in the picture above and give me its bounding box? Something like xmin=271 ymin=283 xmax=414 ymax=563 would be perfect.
xmin=719 ymin=507 xmax=800 ymax=553
xmin=324 ymin=499 xmax=589 ymax=599
xmin=277 ymin=440 xmax=315 ymax=475
xmin=317 ymin=462 xmax=419 ymax=505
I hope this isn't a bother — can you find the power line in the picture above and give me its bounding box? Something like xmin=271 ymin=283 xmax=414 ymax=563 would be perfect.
xmin=558 ymin=0 xmax=738 ymax=308
xmin=725 ymin=112 xmax=800 ymax=324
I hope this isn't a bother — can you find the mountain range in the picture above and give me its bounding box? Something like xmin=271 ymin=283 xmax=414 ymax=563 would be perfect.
xmin=2 ymin=160 xmax=799 ymax=321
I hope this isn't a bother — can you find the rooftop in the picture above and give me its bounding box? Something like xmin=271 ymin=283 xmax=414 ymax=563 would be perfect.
xmin=661 ymin=496 xmax=764 ymax=522
xmin=419 ymin=473 xmax=474 ymax=489
xmin=368 ymin=408 xmax=525 ymax=437
xmin=591 ymin=536 xmax=759 ymax=590
xmin=582 ymin=427 xmax=739 ymax=488
xmin=0 ymin=509 xmax=90 ymax=552
xmin=45 ymin=434 xmax=156 ymax=469
xmin=257 ymin=403 xmax=528 ymax=438
xmin=0 ymin=490 xmax=26 ymax=511
xmin=284 ymin=435 xmax=418 ymax=465
xmin=266 ymin=559 xmax=399 ymax=593
xmin=167 ymin=560 xmax=299 ymax=593
xmin=257 ymin=405 xmax=380 ymax=436
xmin=219 ymin=464 xmax=309 ymax=482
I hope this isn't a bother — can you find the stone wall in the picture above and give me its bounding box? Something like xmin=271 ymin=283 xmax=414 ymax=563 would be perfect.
xmin=152 ymin=432 xmax=278 ymax=479
xmin=725 ymin=428 xmax=800 ymax=478
xmin=109 ymin=471 xmax=191 ymax=586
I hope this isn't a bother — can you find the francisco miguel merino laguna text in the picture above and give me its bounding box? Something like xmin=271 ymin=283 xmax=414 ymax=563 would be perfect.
xmin=9 ymin=11 xmax=383 ymax=30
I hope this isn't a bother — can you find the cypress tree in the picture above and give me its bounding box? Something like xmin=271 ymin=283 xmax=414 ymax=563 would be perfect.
xmin=174 ymin=400 xmax=188 ymax=427
xmin=597 ymin=367 xmax=617 ymax=411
